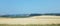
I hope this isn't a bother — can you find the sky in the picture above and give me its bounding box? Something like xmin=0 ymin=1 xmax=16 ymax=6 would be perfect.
xmin=0 ymin=0 xmax=60 ymax=14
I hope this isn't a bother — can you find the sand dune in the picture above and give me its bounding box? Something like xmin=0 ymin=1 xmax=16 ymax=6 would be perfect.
xmin=0 ymin=16 xmax=60 ymax=24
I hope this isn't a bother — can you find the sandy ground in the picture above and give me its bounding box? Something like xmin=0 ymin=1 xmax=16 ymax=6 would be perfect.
xmin=0 ymin=16 xmax=60 ymax=24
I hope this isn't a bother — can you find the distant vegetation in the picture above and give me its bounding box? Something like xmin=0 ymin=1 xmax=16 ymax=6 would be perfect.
xmin=0 ymin=13 xmax=60 ymax=18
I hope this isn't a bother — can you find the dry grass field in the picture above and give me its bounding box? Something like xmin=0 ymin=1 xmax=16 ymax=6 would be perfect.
xmin=0 ymin=16 xmax=60 ymax=26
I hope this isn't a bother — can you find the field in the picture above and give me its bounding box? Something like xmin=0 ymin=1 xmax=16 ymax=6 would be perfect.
xmin=0 ymin=24 xmax=60 ymax=26
xmin=0 ymin=16 xmax=60 ymax=26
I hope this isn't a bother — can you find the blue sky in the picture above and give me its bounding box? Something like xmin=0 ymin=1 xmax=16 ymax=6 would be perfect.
xmin=0 ymin=0 xmax=60 ymax=14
